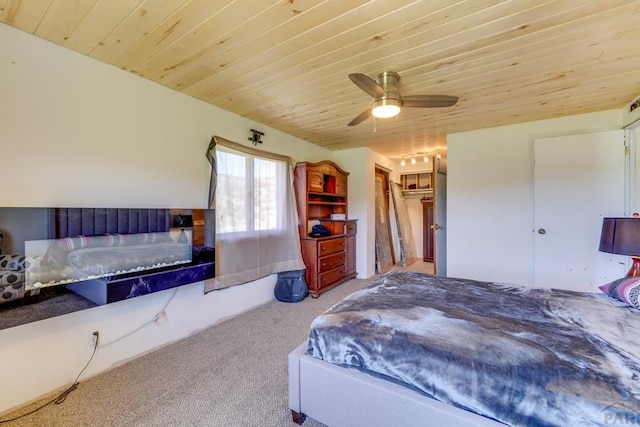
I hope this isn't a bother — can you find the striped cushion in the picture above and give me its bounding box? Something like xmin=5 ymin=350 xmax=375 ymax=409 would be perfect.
xmin=599 ymin=277 xmax=640 ymax=309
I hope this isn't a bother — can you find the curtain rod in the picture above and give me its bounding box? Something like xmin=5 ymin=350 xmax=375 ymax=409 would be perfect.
xmin=212 ymin=135 xmax=292 ymax=163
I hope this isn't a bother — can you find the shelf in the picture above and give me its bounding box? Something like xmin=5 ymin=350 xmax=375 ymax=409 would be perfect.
xmin=402 ymin=188 xmax=433 ymax=193
xmin=308 ymin=192 xmax=346 ymax=197
xmin=400 ymin=172 xmax=432 ymax=192
xmin=308 ymin=201 xmax=346 ymax=206
xmin=402 ymin=189 xmax=433 ymax=199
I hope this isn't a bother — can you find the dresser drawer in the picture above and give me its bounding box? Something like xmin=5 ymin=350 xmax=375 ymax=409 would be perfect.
xmin=318 ymin=237 xmax=345 ymax=257
xmin=319 ymin=252 xmax=345 ymax=273
xmin=318 ymin=267 xmax=346 ymax=289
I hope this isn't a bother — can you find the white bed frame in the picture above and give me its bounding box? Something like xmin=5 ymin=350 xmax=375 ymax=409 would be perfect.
xmin=288 ymin=343 xmax=505 ymax=427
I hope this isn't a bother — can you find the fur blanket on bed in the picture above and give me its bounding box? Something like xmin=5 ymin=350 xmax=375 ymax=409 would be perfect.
xmin=306 ymin=271 xmax=640 ymax=426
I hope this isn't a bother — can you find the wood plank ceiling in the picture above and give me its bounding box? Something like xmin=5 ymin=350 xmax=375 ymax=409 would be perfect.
xmin=2 ymin=0 xmax=639 ymax=162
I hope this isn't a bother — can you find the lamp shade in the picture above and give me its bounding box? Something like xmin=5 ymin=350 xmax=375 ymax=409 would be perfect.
xmin=599 ymin=218 xmax=640 ymax=256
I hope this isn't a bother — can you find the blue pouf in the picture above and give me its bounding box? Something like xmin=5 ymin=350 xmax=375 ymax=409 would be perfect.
xmin=274 ymin=270 xmax=308 ymax=302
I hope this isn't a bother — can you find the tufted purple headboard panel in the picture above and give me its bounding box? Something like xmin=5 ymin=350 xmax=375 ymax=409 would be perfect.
xmin=47 ymin=208 xmax=171 ymax=239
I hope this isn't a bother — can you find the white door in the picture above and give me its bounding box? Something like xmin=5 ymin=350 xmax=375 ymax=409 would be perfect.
xmin=534 ymin=130 xmax=626 ymax=291
xmin=434 ymin=157 xmax=447 ymax=276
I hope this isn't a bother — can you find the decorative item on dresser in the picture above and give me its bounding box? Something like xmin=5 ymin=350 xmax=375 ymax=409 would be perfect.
xmin=293 ymin=160 xmax=357 ymax=298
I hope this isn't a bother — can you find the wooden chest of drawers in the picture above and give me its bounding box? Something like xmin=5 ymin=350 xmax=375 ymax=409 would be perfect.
xmin=294 ymin=160 xmax=357 ymax=298
xmin=301 ymin=234 xmax=355 ymax=298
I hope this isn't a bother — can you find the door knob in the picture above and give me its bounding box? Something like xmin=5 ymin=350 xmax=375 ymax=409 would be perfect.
xmin=431 ymin=224 xmax=443 ymax=230
xmin=538 ymin=228 xmax=546 ymax=234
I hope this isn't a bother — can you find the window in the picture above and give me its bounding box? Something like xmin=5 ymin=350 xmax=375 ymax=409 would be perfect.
xmin=216 ymin=146 xmax=284 ymax=234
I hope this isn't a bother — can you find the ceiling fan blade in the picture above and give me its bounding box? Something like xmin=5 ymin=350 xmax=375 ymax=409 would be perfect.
xmin=401 ymin=95 xmax=458 ymax=108
xmin=349 ymin=73 xmax=386 ymax=98
xmin=347 ymin=107 xmax=372 ymax=126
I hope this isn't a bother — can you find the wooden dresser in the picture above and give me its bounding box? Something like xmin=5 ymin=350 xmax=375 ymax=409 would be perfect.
xmin=294 ymin=161 xmax=357 ymax=298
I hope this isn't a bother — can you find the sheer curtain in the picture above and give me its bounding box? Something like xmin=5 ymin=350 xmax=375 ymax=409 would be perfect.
xmin=205 ymin=136 xmax=305 ymax=292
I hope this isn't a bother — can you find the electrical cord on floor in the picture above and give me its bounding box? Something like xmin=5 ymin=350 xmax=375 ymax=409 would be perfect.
xmin=0 ymin=332 xmax=99 ymax=424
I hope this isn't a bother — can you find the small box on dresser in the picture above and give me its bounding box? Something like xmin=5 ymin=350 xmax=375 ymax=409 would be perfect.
xmin=294 ymin=160 xmax=357 ymax=298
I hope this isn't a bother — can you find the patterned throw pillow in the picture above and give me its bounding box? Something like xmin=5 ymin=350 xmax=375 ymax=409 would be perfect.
xmin=599 ymin=277 xmax=640 ymax=309
xmin=0 ymin=254 xmax=27 ymax=271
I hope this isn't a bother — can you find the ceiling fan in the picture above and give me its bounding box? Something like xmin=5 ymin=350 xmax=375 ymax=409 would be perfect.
xmin=347 ymin=71 xmax=458 ymax=126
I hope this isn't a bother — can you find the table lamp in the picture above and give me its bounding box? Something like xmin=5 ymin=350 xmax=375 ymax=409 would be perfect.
xmin=599 ymin=217 xmax=640 ymax=277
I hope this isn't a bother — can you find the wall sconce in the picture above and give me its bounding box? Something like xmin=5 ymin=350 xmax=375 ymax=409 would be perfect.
xmin=599 ymin=217 xmax=640 ymax=277
xmin=400 ymin=152 xmax=430 ymax=166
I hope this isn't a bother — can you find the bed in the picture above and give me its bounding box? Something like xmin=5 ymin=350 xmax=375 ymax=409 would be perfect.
xmin=288 ymin=271 xmax=640 ymax=426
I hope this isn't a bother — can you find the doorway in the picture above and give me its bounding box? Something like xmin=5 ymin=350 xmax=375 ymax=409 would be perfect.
xmin=433 ymin=157 xmax=447 ymax=276
xmin=422 ymin=197 xmax=434 ymax=262
xmin=375 ymin=168 xmax=395 ymax=273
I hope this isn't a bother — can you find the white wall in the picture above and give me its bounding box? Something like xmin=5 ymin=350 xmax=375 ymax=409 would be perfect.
xmin=447 ymin=110 xmax=622 ymax=286
xmin=334 ymin=148 xmax=399 ymax=278
xmin=0 ymin=23 xmax=334 ymax=414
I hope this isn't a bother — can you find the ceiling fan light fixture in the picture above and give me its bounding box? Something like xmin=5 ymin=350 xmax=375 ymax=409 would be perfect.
xmin=347 ymin=71 xmax=457 ymax=126
xmin=371 ymin=98 xmax=400 ymax=119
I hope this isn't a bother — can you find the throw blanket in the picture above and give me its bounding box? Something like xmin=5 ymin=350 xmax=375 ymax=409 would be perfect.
xmin=31 ymin=233 xmax=191 ymax=286
xmin=65 ymin=242 xmax=190 ymax=276
xmin=306 ymin=271 xmax=640 ymax=426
